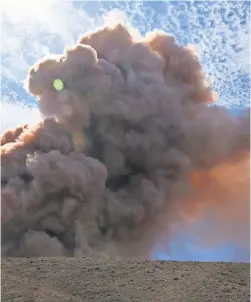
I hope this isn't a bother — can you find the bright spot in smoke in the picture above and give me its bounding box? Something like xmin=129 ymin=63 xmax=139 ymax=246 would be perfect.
xmin=53 ymin=78 xmax=65 ymax=91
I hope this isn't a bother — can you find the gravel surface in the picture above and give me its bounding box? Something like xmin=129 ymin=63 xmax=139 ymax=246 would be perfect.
xmin=1 ymin=258 xmax=249 ymax=302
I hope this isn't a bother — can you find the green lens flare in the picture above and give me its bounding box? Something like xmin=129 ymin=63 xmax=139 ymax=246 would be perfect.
xmin=53 ymin=78 xmax=64 ymax=91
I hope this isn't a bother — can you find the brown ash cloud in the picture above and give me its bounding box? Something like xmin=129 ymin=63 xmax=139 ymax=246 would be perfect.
xmin=1 ymin=23 xmax=250 ymax=259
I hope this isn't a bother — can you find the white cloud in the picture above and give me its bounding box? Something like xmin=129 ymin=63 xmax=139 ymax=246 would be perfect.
xmin=1 ymin=102 xmax=41 ymax=133
xmin=0 ymin=0 xmax=98 ymax=80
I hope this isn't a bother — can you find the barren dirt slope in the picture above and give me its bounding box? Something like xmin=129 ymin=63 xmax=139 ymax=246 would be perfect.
xmin=1 ymin=258 xmax=249 ymax=302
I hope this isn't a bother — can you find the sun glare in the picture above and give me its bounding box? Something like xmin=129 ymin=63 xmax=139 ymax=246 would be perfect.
xmin=0 ymin=0 xmax=58 ymax=22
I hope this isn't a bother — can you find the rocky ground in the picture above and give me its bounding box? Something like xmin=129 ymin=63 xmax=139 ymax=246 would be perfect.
xmin=1 ymin=258 xmax=249 ymax=302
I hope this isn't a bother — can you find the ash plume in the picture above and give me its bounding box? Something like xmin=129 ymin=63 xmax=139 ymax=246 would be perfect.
xmin=1 ymin=22 xmax=250 ymax=259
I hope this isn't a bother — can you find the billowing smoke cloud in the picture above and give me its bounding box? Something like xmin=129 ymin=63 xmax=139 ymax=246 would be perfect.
xmin=1 ymin=22 xmax=250 ymax=259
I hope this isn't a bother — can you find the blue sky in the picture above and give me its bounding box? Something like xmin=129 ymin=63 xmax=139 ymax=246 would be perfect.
xmin=1 ymin=0 xmax=250 ymax=262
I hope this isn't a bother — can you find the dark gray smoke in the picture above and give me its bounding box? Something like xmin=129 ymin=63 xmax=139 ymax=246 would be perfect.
xmin=1 ymin=23 xmax=250 ymax=259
